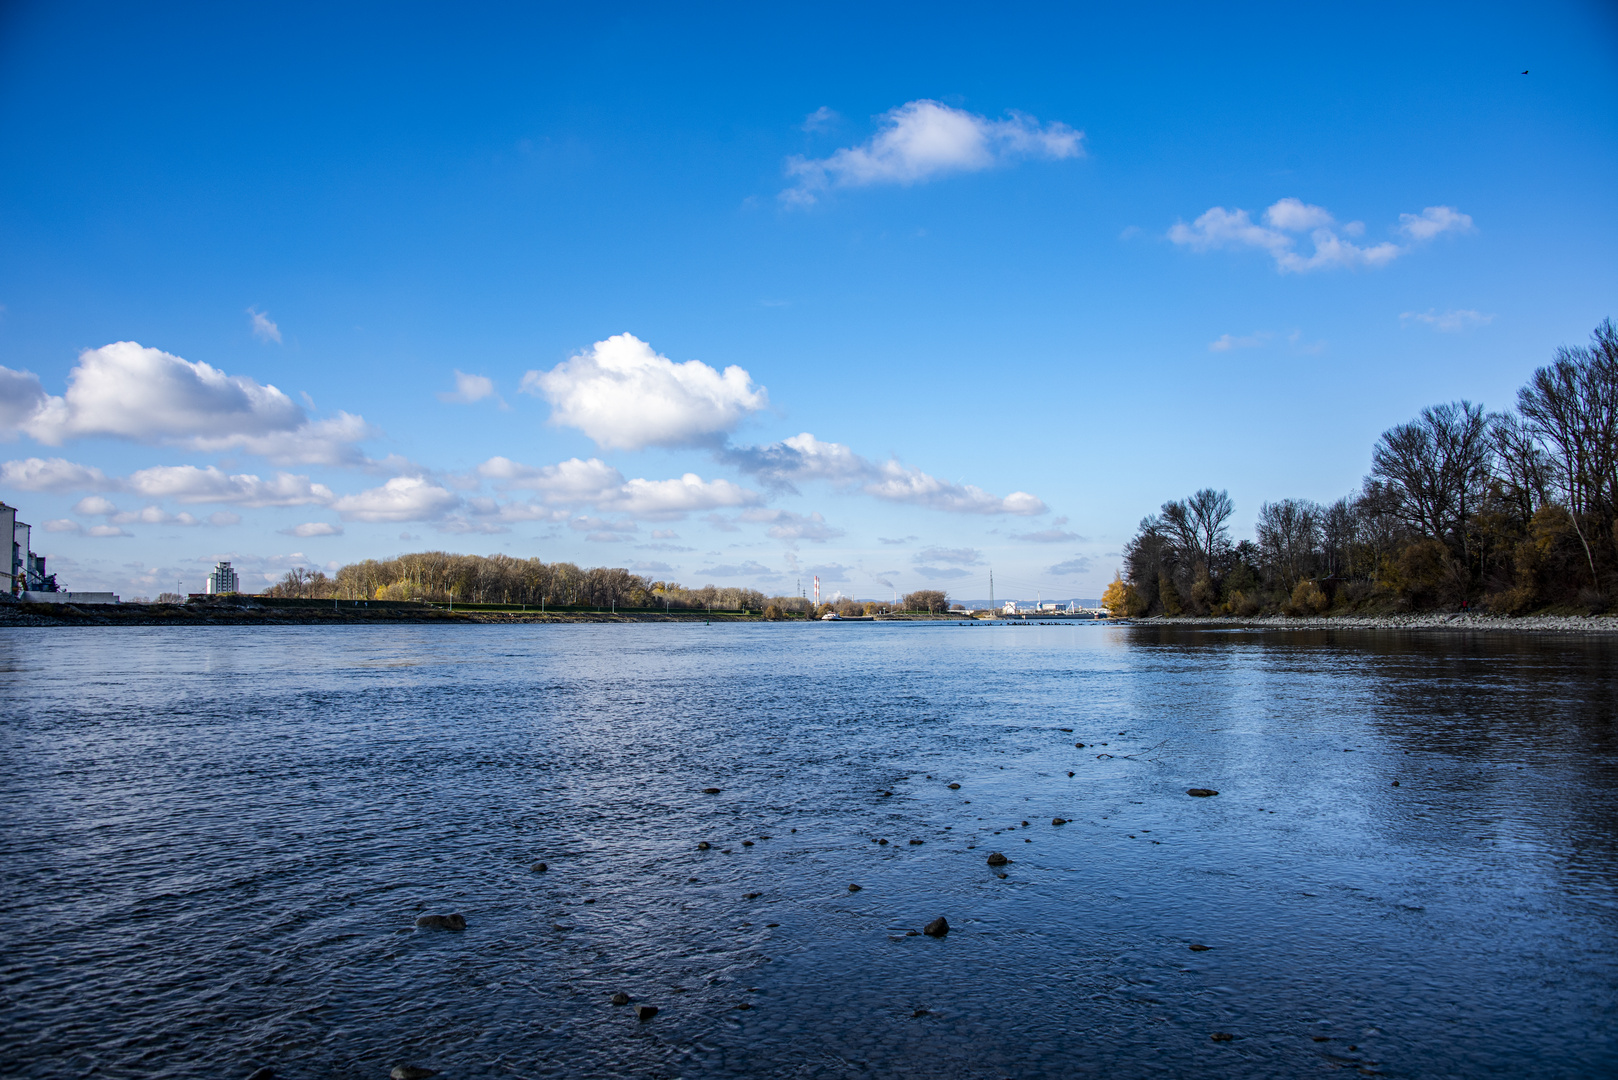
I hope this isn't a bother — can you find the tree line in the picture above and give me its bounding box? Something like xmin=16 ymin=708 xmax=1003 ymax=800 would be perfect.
xmin=1110 ymin=319 xmax=1618 ymax=617
xmin=263 ymin=551 xmax=963 ymax=617
xmin=264 ymin=551 xmax=789 ymax=613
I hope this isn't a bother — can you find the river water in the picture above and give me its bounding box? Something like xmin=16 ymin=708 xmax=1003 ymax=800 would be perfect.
xmin=1 ymin=622 xmax=1614 ymax=1079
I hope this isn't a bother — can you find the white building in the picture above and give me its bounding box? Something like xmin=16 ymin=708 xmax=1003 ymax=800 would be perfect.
xmin=206 ymin=561 xmax=240 ymax=594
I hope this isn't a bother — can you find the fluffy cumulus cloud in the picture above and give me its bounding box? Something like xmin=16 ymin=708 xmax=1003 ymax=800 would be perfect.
xmin=0 ymin=342 xmax=375 ymax=465
xmin=331 ymin=476 xmax=460 ymax=523
xmin=1169 ymin=198 xmax=1472 ymax=273
xmin=126 ymin=465 xmax=335 ymax=507
xmin=783 ymin=99 xmax=1082 ymax=205
xmin=738 ymin=508 xmax=844 ymax=542
xmin=0 ymin=456 xmax=114 ymax=491
xmin=1400 ymin=308 xmax=1495 ymax=332
xmin=725 ymin=432 xmax=1044 ymax=515
xmin=437 ymin=370 xmax=497 ymax=404
xmin=521 ymin=334 xmax=768 ymax=451
xmin=281 ymin=521 xmax=343 ymax=537
xmin=476 ymin=455 xmax=761 ymax=520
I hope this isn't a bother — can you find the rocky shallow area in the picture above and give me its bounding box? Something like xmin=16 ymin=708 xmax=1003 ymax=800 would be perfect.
xmin=1135 ymin=612 xmax=1618 ymax=633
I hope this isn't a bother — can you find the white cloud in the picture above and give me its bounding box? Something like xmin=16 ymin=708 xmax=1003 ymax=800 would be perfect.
xmin=1169 ymin=198 xmax=1468 ymax=274
xmin=479 ymin=456 xmax=625 ymax=500
xmin=520 ymin=333 xmax=768 ymax=451
xmin=611 ymin=474 xmax=761 ymax=519
xmin=1011 ymin=520 xmax=1085 ymax=542
xmin=914 ymin=546 xmax=983 ymax=566
xmin=44 ymin=519 xmax=81 ymax=533
xmin=6 ymin=342 xmax=375 ymax=466
xmin=0 ymin=366 xmax=47 ymax=437
xmin=725 ymin=432 xmax=1045 ymax=516
xmin=783 ymin=99 xmax=1082 ymax=205
xmin=701 ymin=560 xmax=780 ymax=579
xmin=1400 ymin=308 xmax=1495 ymax=332
xmin=248 ymin=307 xmax=282 ymax=343
xmin=914 ymin=565 xmax=972 ymax=580
xmin=437 ymin=370 xmax=497 ymax=404
xmin=86 ymin=524 xmax=131 ymax=538
xmin=739 ymin=508 xmax=844 ymax=542
xmin=1 ymin=456 xmax=114 ymax=491
xmin=477 ymin=455 xmax=761 ymax=520
xmin=802 ymin=106 xmax=839 ymax=132
xmin=1398 ymin=206 xmax=1474 ymax=241
xmin=331 ymin=476 xmax=460 ymax=523
xmin=633 ymin=560 xmax=677 ymax=573
xmin=1209 ymin=331 xmax=1271 ymax=352
xmin=127 ymin=465 xmax=335 ymax=507
xmin=73 ymin=495 xmax=118 ymax=516
xmin=650 ymin=528 xmax=679 ymax=540
xmin=281 ymin=521 xmax=343 ymax=537
xmin=1049 ymin=556 xmax=1094 ymax=575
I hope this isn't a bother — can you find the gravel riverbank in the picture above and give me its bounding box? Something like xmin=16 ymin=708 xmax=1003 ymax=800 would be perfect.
xmin=1133 ymin=612 xmax=1618 ymax=633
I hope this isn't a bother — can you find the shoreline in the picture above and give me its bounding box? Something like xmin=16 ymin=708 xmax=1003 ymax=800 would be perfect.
xmin=1129 ymin=612 xmax=1618 ymax=633
xmin=0 ymin=601 xmax=972 ymax=628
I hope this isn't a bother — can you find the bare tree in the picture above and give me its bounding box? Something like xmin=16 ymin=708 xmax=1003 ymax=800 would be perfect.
xmin=1256 ymin=499 xmax=1321 ymax=588
xmin=1371 ymin=401 xmax=1492 ymax=562
xmin=1186 ymin=488 xmax=1234 ymax=567
xmin=1516 ymin=319 xmax=1618 ymax=583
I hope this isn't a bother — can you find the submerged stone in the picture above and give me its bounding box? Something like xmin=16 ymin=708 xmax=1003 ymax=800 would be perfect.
xmin=986 ymin=852 xmax=1008 ymax=866
xmin=610 ymin=992 xmax=630 ymax=1005
xmin=634 ymin=1004 xmax=659 ymax=1021
xmin=923 ymin=916 xmax=949 ymax=937
xmin=414 ymin=913 xmax=466 ymax=931
xmin=1187 ymin=788 xmax=1219 ymax=797
xmin=391 ymin=1068 xmax=438 ymax=1080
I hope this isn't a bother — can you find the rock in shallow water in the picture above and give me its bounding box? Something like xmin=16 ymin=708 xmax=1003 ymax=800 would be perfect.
xmin=246 ymin=1069 xmax=274 ymax=1080
xmin=1189 ymin=943 xmax=1211 ymax=952
xmin=947 ymin=782 xmax=961 ymax=790
xmin=1187 ymin=788 xmax=1219 ymax=797
xmin=391 ymin=1067 xmax=438 ymax=1080
xmin=702 ymin=787 xmax=722 ymax=795
xmin=923 ymin=916 xmax=949 ymax=937
xmin=1210 ymin=1031 xmax=1234 ymax=1042
xmin=610 ymin=992 xmax=630 ymax=1005
xmin=414 ymin=913 xmax=466 ymax=931
xmin=634 ymin=1004 xmax=659 ymax=1021
xmin=1052 ymin=817 xmax=1067 ymax=826
xmin=986 ymin=852 xmax=1008 ymax=866
xmin=531 ymin=861 xmax=548 ymax=872
xmin=697 ymin=842 xmax=711 ymax=850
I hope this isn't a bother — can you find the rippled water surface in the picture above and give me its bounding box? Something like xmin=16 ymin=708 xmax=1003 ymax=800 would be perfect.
xmin=2 ymin=622 xmax=1616 ymax=1079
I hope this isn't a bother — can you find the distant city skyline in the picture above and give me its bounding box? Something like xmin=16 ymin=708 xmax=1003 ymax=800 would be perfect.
xmin=1 ymin=2 xmax=1614 ymax=599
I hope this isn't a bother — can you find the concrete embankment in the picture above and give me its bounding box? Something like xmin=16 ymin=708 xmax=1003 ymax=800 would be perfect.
xmin=1134 ymin=613 xmax=1618 ymax=633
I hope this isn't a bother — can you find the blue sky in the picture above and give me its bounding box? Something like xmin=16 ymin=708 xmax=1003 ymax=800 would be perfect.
xmin=2 ymin=1 xmax=1615 ymax=601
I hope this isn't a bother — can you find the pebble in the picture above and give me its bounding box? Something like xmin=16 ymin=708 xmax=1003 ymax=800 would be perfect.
xmin=912 ymin=1008 xmax=931 ymax=1017
xmin=391 ymin=1068 xmax=437 ymax=1080
xmin=880 ymin=790 xmax=893 ymax=797
xmin=1076 ymin=742 xmax=1085 ymax=748
xmin=1187 ymin=788 xmax=1219 ymax=797
xmin=703 ymin=788 xmax=722 ymax=794
xmin=414 ymin=914 xmax=466 ymax=931
xmin=742 ymin=840 xmax=754 ymax=847
xmin=986 ymin=852 xmax=1008 ymax=866
xmin=848 ymin=883 xmax=862 ymax=892
xmin=909 ymin=839 xmax=924 ymax=845
xmin=878 ymin=838 xmax=889 ymax=845
xmin=531 ymin=862 xmax=548 ymax=872
xmin=948 ymin=783 xmax=961 ymax=790
xmin=698 ymin=842 xmax=711 ymax=850
xmin=1052 ymin=818 xmax=1067 ymax=826
xmin=1067 ymin=771 xmax=1075 ymax=776
xmin=634 ymin=1004 xmax=659 ymax=1021
xmin=1210 ymin=1032 xmax=1234 ymax=1042
xmin=923 ymin=916 xmax=949 ymax=937
xmin=1392 ymin=780 xmax=1401 ymax=786
xmin=611 ymin=992 xmax=630 ymax=1005
xmin=744 ymin=892 xmax=761 ymax=899
xmin=1021 ymin=821 xmax=1030 ymax=827
xmin=1059 ymin=727 xmax=1073 ymax=732
xmin=1189 ymin=943 xmax=1211 ymax=952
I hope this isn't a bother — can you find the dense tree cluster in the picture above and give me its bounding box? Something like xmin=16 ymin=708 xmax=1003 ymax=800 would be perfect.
xmin=1118 ymin=320 xmax=1618 ymax=617
xmin=263 ymin=551 xmax=810 ymax=613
